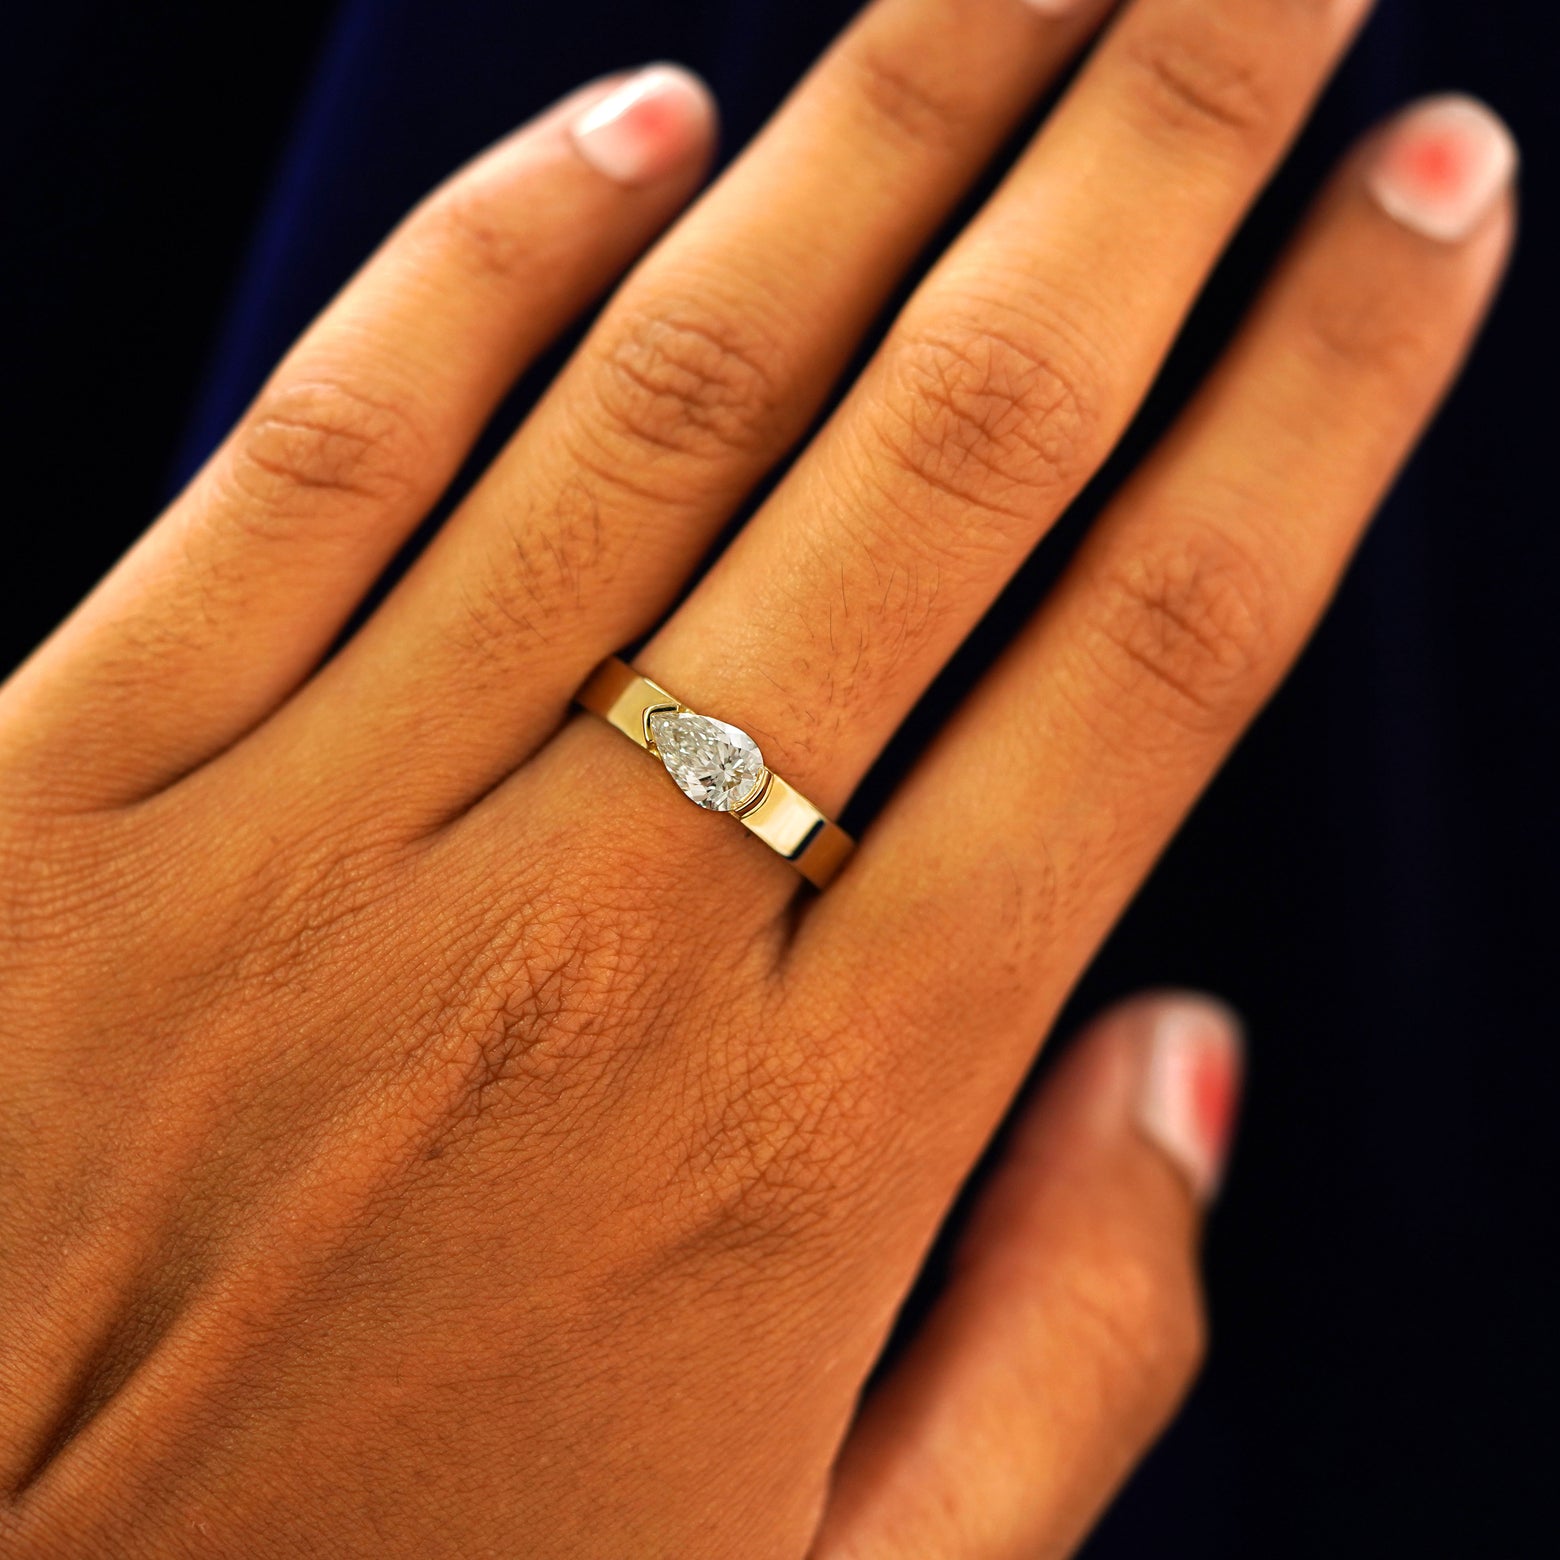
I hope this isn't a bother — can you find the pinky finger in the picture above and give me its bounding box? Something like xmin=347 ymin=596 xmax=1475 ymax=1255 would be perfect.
xmin=811 ymin=995 xmax=1243 ymax=1560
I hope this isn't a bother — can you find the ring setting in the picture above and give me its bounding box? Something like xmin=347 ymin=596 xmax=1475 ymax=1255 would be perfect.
xmin=576 ymin=658 xmax=855 ymax=889
xmin=644 ymin=707 xmax=769 ymax=814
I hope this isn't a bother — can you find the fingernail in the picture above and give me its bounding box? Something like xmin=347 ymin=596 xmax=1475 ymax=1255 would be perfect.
xmin=1135 ymin=996 xmax=1244 ymax=1204
xmin=1020 ymin=0 xmax=1092 ymax=15
xmin=1367 ymin=95 xmax=1518 ymax=244
xmin=571 ymin=65 xmax=715 ymax=186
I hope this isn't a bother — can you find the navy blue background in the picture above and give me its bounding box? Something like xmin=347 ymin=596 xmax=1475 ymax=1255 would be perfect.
xmin=4 ymin=2 xmax=1556 ymax=1554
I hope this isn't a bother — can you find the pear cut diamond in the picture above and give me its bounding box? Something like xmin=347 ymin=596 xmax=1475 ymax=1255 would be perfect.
xmin=647 ymin=709 xmax=765 ymax=812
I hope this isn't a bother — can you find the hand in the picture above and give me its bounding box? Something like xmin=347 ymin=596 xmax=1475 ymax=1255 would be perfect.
xmin=0 ymin=0 xmax=1512 ymax=1553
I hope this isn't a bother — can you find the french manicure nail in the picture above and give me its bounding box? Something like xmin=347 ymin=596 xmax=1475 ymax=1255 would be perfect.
xmin=1367 ymin=95 xmax=1518 ymax=244
xmin=571 ymin=65 xmax=714 ymax=187
xmin=1135 ymin=997 xmax=1244 ymax=1204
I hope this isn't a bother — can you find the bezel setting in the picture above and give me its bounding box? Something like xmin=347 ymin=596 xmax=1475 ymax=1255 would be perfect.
xmin=645 ymin=704 xmax=769 ymax=814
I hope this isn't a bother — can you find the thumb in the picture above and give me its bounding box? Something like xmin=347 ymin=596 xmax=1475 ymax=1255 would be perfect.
xmin=811 ymin=992 xmax=1243 ymax=1560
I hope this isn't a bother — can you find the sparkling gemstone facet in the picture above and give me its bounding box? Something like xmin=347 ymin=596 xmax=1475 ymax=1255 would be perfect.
xmin=647 ymin=709 xmax=765 ymax=812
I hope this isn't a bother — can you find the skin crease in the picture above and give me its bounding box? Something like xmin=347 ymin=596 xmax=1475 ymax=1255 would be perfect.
xmin=0 ymin=1 xmax=1513 ymax=1556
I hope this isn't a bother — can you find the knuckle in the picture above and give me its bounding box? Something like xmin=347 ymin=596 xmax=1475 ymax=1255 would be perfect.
xmin=1123 ymin=14 xmax=1281 ymax=150
xmin=419 ymin=179 xmax=538 ymax=285
xmin=591 ymin=296 xmax=785 ymax=468
xmin=451 ymin=477 xmax=604 ymax=664
xmin=401 ymin=836 xmax=684 ymax=1149
xmin=228 ymin=377 xmax=430 ymax=530
xmin=1083 ymin=525 xmax=1278 ymax=731
xmin=1062 ymin=1249 xmax=1208 ymax=1415
xmin=222 ymin=829 xmax=402 ymax=995
xmin=429 ymin=894 xmax=657 ymax=1137
xmin=1165 ymin=1284 xmax=1210 ymax=1390
xmin=843 ymin=36 xmax=979 ymax=151
xmin=1299 ymin=270 xmax=1442 ymax=383
xmin=436 ymin=925 xmax=610 ymax=1131
xmin=874 ymin=316 xmax=1103 ymax=528
xmin=674 ymin=1001 xmax=881 ymax=1252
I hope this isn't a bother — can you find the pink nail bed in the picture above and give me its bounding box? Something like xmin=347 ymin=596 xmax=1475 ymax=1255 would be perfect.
xmin=571 ymin=65 xmax=714 ymax=186
xmin=1368 ymin=95 xmax=1517 ymax=244
xmin=1135 ymin=999 xmax=1243 ymax=1204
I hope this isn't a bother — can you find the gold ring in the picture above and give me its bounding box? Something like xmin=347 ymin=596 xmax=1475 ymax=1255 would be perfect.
xmin=575 ymin=657 xmax=855 ymax=890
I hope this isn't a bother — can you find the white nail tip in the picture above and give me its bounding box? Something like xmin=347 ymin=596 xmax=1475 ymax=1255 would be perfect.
xmin=1368 ymin=95 xmax=1518 ymax=244
xmin=571 ymin=65 xmax=712 ymax=186
xmin=1135 ymin=999 xmax=1243 ymax=1204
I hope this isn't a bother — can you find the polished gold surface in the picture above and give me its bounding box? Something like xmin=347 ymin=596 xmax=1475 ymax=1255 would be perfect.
xmin=576 ymin=657 xmax=855 ymax=889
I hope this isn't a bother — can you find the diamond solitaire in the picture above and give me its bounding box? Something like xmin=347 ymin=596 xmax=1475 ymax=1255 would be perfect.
xmin=647 ymin=709 xmax=767 ymax=812
xmin=575 ymin=658 xmax=855 ymax=889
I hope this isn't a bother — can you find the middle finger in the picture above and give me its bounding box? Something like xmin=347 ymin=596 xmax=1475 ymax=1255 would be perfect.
xmin=640 ymin=0 xmax=1372 ymax=820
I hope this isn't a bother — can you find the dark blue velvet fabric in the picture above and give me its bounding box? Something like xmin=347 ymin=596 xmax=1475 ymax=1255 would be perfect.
xmin=13 ymin=1 xmax=1558 ymax=1553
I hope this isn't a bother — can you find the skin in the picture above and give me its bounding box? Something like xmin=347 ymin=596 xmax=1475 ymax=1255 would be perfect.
xmin=0 ymin=0 xmax=1512 ymax=1554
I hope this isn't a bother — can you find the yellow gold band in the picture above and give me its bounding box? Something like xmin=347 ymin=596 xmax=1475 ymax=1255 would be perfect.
xmin=575 ymin=657 xmax=854 ymax=890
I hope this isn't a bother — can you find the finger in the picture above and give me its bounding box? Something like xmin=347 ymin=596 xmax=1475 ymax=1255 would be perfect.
xmin=816 ymin=99 xmax=1516 ymax=1064
xmin=812 ymin=994 xmax=1242 ymax=1560
xmin=642 ymin=0 xmax=1374 ymax=822
xmin=280 ymin=0 xmax=1118 ymax=823
xmin=0 ymin=68 xmax=715 ymax=809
